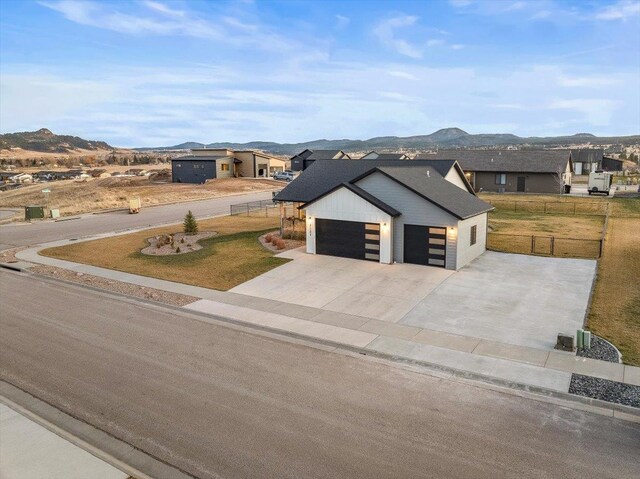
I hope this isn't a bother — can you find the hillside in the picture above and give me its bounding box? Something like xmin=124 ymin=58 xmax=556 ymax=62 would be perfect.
xmin=0 ymin=128 xmax=112 ymax=153
xmin=139 ymin=128 xmax=640 ymax=155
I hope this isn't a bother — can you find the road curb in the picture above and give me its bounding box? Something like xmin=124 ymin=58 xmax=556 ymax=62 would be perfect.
xmin=13 ymin=268 xmax=640 ymax=419
xmin=0 ymin=382 xmax=195 ymax=479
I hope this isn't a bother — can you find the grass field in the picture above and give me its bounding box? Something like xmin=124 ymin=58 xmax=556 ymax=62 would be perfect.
xmin=586 ymin=208 xmax=640 ymax=366
xmin=487 ymin=209 xmax=605 ymax=258
xmin=0 ymin=176 xmax=281 ymax=217
xmin=41 ymin=215 xmax=287 ymax=291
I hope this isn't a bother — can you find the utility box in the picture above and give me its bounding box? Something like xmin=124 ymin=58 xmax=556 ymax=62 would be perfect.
xmin=588 ymin=171 xmax=612 ymax=196
xmin=25 ymin=205 xmax=45 ymax=221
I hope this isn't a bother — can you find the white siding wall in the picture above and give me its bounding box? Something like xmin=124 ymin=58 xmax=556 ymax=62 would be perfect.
xmin=303 ymin=187 xmax=393 ymax=263
xmin=355 ymin=172 xmax=459 ymax=269
xmin=444 ymin=168 xmax=469 ymax=191
xmin=455 ymin=213 xmax=487 ymax=269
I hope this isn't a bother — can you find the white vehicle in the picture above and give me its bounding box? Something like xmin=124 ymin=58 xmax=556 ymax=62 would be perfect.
xmin=588 ymin=171 xmax=612 ymax=196
xmin=273 ymin=170 xmax=296 ymax=182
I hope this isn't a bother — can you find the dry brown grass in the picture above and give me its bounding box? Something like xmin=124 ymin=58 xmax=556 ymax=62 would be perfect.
xmin=587 ymin=217 xmax=640 ymax=365
xmin=0 ymin=177 xmax=281 ymax=216
xmin=40 ymin=215 xmax=287 ymax=291
xmin=487 ymin=210 xmax=604 ymax=258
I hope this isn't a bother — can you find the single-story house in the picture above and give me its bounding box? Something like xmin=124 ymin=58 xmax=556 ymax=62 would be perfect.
xmin=274 ymin=160 xmax=493 ymax=270
xmin=360 ymin=151 xmax=411 ymax=160
xmin=290 ymin=149 xmax=351 ymax=171
xmin=570 ymin=149 xmax=603 ymax=175
xmin=602 ymin=156 xmax=624 ymax=172
xmin=171 ymin=148 xmax=286 ymax=183
xmin=417 ymin=150 xmax=573 ymax=194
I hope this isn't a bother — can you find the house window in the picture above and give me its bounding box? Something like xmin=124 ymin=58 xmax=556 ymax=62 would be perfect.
xmin=221 ymin=164 xmax=230 ymax=171
xmin=495 ymin=173 xmax=506 ymax=185
xmin=470 ymin=225 xmax=477 ymax=246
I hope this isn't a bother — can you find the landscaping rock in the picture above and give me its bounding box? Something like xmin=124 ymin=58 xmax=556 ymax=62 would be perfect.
xmin=569 ymin=374 xmax=640 ymax=408
xmin=141 ymin=232 xmax=216 ymax=256
xmin=576 ymin=335 xmax=620 ymax=363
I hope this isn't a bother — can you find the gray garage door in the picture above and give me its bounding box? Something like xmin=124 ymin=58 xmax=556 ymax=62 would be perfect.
xmin=316 ymin=219 xmax=380 ymax=261
xmin=403 ymin=224 xmax=447 ymax=267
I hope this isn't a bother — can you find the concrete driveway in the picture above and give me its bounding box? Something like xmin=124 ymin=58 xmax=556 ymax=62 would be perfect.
xmin=230 ymin=249 xmax=596 ymax=350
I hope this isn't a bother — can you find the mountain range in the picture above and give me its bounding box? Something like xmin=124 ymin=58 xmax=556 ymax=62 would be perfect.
xmin=0 ymin=128 xmax=112 ymax=153
xmin=137 ymin=128 xmax=640 ymax=155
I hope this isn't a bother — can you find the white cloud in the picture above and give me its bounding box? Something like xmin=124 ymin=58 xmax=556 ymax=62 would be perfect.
xmin=388 ymin=71 xmax=418 ymax=80
xmin=426 ymin=39 xmax=445 ymax=47
xmin=373 ymin=14 xmax=423 ymax=58
xmin=594 ymin=1 xmax=640 ymax=20
xmin=450 ymin=44 xmax=465 ymax=50
xmin=548 ymin=98 xmax=616 ymax=125
xmin=449 ymin=0 xmax=474 ymax=7
xmin=143 ymin=1 xmax=185 ymax=17
xmin=39 ymin=0 xmax=305 ymax=53
xmin=335 ymin=14 xmax=350 ymax=28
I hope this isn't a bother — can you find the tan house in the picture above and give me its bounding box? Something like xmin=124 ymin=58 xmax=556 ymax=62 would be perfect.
xmin=172 ymin=148 xmax=286 ymax=183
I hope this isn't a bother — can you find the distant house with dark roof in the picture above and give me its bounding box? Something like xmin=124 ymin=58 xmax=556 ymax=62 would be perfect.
xmin=570 ymin=149 xmax=604 ymax=175
xmin=360 ymin=151 xmax=411 ymax=160
xmin=275 ymin=159 xmax=492 ymax=270
xmin=416 ymin=150 xmax=573 ymax=194
xmin=290 ymin=149 xmax=351 ymax=171
xmin=601 ymin=156 xmax=624 ymax=172
xmin=171 ymin=148 xmax=286 ymax=183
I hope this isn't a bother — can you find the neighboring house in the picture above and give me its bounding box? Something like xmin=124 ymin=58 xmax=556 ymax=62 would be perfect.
xmin=172 ymin=148 xmax=286 ymax=183
xmin=274 ymin=159 xmax=492 ymax=270
xmin=290 ymin=149 xmax=351 ymax=171
xmin=360 ymin=151 xmax=411 ymax=160
xmin=417 ymin=150 xmax=573 ymax=194
xmin=602 ymin=156 xmax=624 ymax=172
xmin=570 ymin=149 xmax=604 ymax=175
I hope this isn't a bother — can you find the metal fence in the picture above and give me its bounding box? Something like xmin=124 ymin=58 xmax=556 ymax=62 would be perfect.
xmin=484 ymin=199 xmax=608 ymax=216
xmin=230 ymin=199 xmax=278 ymax=217
xmin=487 ymin=233 xmax=603 ymax=259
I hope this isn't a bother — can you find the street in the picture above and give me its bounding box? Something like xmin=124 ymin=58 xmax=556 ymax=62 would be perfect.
xmin=0 ymin=190 xmax=275 ymax=249
xmin=1 ymin=269 xmax=638 ymax=479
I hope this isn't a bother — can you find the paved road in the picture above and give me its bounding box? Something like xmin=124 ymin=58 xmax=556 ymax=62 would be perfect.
xmin=0 ymin=190 xmax=275 ymax=249
xmin=1 ymin=271 xmax=638 ymax=479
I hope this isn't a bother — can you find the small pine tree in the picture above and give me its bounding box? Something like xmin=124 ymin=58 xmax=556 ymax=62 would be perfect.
xmin=183 ymin=210 xmax=198 ymax=234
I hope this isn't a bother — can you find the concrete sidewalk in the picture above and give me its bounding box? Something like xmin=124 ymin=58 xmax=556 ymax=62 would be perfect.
xmin=12 ymin=242 xmax=640 ymax=395
xmin=0 ymin=403 xmax=127 ymax=479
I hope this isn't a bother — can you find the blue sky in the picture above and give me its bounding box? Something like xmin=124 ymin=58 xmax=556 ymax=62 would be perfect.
xmin=1 ymin=0 xmax=639 ymax=147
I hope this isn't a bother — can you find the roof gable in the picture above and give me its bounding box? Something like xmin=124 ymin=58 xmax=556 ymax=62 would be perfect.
xmin=301 ymin=182 xmax=401 ymax=217
xmin=353 ymin=167 xmax=493 ymax=220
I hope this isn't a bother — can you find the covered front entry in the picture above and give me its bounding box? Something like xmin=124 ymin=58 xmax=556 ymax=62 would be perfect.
xmin=316 ymin=219 xmax=380 ymax=261
xmin=403 ymin=225 xmax=447 ymax=268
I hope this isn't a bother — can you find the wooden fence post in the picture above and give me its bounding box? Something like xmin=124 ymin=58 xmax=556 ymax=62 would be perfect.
xmin=531 ymin=236 xmax=535 ymax=254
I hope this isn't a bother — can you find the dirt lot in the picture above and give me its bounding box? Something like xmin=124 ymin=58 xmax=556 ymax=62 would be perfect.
xmin=41 ymin=215 xmax=287 ymax=291
xmin=0 ymin=177 xmax=282 ymax=216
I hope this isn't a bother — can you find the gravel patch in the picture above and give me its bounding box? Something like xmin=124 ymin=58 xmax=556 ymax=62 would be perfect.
xmin=0 ymin=246 xmax=28 ymax=263
xmin=30 ymin=265 xmax=198 ymax=306
xmin=576 ymin=335 xmax=621 ymax=363
xmin=569 ymin=374 xmax=640 ymax=408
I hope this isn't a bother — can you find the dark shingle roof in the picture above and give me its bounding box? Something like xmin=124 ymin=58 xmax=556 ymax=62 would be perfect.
xmin=302 ymin=182 xmax=401 ymax=217
xmin=171 ymin=155 xmax=227 ymax=161
xmin=570 ymin=149 xmax=603 ymax=164
xmin=305 ymin=149 xmax=347 ymax=160
xmin=362 ymin=166 xmax=493 ymax=219
xmin=274 ymin=159 xmax=458 ymax=203
xmin=416 ymin=150 xmax=571 ymax=173
xmin=374 ymin=153 xmax=409 ymax=160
